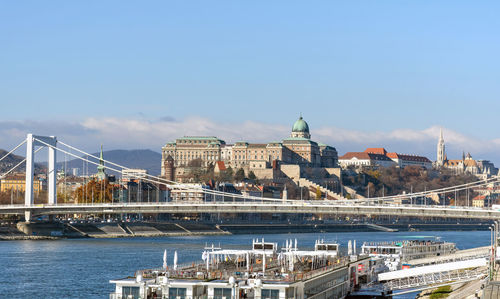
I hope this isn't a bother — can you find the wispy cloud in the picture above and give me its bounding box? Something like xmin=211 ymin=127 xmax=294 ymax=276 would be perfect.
xmin=1 ymin=117 xmax=499 ymax=164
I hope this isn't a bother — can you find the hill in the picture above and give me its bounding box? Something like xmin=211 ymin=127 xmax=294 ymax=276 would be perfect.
xmin=56 ymin=149 xmax=162 ymax=176
xmin=0 ymin=149 xmax=45 ymax=175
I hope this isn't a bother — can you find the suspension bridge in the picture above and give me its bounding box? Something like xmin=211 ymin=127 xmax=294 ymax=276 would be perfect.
xmin=1 ymin=134 xmax=500 ymax=221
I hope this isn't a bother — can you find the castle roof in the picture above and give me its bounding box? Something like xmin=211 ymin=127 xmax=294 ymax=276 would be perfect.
xmin=292 ymin=116 xmax=309 ymax=133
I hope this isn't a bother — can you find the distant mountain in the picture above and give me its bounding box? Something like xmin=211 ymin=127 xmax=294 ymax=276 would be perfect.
xmin=0 ymin=149 xmax=46 ymax=175
xmin=56 ymin=149 xmax=162 ymax=176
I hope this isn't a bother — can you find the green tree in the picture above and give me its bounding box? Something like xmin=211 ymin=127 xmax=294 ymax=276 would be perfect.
xmin=316 ymin=187 xmax=322 ymax=200
xmin=248 ymin=171 xmax=257 ymax=180
xmin=234 ymin=168 xmax=246 ymax=182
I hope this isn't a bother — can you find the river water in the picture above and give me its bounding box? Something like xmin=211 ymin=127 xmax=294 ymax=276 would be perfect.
xmin=0 ymin=230 xmax=490 ymax=298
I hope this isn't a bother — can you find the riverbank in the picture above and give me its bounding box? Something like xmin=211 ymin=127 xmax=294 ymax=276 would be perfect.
xmin=0 ymin=221 xmax=230 ymax=240
xmin=220 ymin=222 xmax=491 ymax=234
xmin=0 ymin=221 xmax=491 ymax=240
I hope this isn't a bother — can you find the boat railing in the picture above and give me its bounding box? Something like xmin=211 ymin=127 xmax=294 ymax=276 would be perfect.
xmin=132 ymin=256 xmax=350 ymax=283
xmin=109 ymin=293 xmax=122 ymax=299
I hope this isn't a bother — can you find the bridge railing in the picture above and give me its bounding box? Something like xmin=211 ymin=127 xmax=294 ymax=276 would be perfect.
xmin=0 ymin=200 xmax=499 ymax=211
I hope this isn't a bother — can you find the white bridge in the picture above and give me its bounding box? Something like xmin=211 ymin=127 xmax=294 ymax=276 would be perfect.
xmin=2 ymin=201 xmax=500 ymax=221
xmin=1 ymin=134 xmax=500 ymax=221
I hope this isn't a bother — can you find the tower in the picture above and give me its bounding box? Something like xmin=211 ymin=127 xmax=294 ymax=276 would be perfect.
xmin=164 ymin=155 xmax=174 ymax=181
xmin=436 ymin=128 xmax=445 ymax=166
xmin=96 ymin=144 xmax=107 ymax=180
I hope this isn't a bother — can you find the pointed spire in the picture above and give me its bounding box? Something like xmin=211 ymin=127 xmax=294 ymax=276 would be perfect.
xmin=437 ymin=127 xmax=446 ymax=166
xmin=97 ymin=144 xmax=106 ymax=180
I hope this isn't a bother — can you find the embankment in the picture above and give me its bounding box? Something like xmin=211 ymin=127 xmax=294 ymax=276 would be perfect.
xmin=0 ymin=221 xmax=229 ymax=240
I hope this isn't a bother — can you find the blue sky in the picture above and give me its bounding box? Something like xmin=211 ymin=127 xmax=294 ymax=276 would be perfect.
xmin=1 ymin=1 xmax=499 ymax=163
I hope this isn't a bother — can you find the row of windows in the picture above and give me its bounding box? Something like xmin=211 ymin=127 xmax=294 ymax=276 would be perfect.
xmin=177 ymin=155 xmax=219 ymax=160
xmin=136 ymin=287 xmax=277 ymax=299
xmin=177 ymin=139 xmax=216 ymax=144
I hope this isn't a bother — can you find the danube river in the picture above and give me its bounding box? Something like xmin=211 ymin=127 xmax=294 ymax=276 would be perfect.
xmin=0 ymin=230 xmax=490 ymax=298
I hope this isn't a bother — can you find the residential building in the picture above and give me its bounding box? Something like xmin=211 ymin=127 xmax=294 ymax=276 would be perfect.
xmin=56 ymin=176 xmax=85 ymax=193
xmin=365 ymin=148 xmax=432 ymax=169
xmin=339 ymin=148 xmax=432 ymax=169
xmin=385 ymin=153 xmax=432 ymax=169
xmin=338 ymin=152 xmax=395 ymax=168
xmin=472 ymin=195 xmax=486 ymax=208
xmin=169 ymin=184 xmax=209 ymax=202
xmin=0 ymin=174 xmax=42 ymax=194
xmin=122 ymin=169 xmax=148 ymax=181
xmin=213 ymin=161 xmax=226 ymax=174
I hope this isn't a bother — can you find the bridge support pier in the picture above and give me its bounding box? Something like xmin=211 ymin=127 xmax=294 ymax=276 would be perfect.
xmin=24 ymin=210 xmax=32 ymax=223
xmin=24 ymin=134 xmax=58 ymax=221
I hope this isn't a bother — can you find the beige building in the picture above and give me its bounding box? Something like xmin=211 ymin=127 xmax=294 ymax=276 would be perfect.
xmin=162 ymin=136 xmax=225 ymax=171
xmin=160 ymin=116 xmax=339 ymax=180
xmin=1 ymin=174 xmax=42 ymax=194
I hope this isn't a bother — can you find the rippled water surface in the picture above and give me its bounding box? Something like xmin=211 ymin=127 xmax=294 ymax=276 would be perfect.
xmin=0 ymin=230 xmax=490 ymax=298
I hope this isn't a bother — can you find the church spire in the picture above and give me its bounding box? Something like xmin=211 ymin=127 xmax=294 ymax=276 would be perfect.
xmin=436 ymin=127 xmax=446 ymax=167
xmin=97 ymin=144 xmax=106 ymax=180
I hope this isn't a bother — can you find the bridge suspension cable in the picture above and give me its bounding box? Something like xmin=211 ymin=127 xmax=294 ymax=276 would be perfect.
xmin=0 ymin=139 xmax=27 ymax=164
xmin=0 ymin=146 xmax=43 ymax=179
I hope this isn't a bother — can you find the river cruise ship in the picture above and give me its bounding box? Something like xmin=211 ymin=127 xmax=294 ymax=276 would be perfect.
xmin=360 ymin=239 xmax=457 ymax=271
xmin=110 ymin=239 xmax=370 ymax=299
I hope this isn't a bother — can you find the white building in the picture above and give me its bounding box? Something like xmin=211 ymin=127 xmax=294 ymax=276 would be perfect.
xmin=387 ymin=153 xmax=432 ymax=169
xmin=338 ymin=152 xmax=395 ymax=168
xmin=122 ymin=169 xmax=148 ymax=181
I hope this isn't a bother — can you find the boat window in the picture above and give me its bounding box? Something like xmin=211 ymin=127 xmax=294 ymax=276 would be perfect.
xmin=168 ymin=287 xmax=186 ymax=299
xmin=327 ymin=245 xmax=338 ymax=251
xmin=214 ymin=287 xmax=232 ymax=299
xmin=122 ymin=286 xmax=140 ymax=299
xmin=261 ymin=289 xmax=280 ymax=299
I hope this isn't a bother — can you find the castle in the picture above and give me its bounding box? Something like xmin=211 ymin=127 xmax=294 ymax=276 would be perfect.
xmin=161 ymin=116 xmax=339 ymax=182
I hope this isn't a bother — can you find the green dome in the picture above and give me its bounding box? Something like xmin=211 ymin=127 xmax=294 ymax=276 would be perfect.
xmin=292 ymin=116 xmax=309 ymax=133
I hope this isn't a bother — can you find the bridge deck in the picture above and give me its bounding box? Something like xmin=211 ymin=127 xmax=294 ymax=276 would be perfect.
xmin=1 ymin=201 xmax=500 ymax=220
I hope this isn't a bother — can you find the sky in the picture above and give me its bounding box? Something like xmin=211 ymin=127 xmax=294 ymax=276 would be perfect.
xmin=0 ymin=1 xmax=499 ymax=164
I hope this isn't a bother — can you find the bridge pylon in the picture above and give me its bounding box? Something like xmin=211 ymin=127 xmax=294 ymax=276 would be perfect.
xmin=24 ymin=134 xmax=57 ymax=221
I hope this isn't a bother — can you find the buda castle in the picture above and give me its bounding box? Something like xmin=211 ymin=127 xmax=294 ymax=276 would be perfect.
xmin=161 ymin=116 xmax=339 ymax=181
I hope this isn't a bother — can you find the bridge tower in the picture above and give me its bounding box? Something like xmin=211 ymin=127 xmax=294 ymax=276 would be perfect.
xmin=24 ymin=134 xmax=57 ymax=221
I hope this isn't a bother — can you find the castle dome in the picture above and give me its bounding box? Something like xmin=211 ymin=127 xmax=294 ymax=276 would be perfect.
xmin=292 ymin=116 xmax=309 ymax=133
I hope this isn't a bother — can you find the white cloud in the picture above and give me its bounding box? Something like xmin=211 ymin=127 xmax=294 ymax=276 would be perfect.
xmin=1 ymin=117 xmax=500 ymax=164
